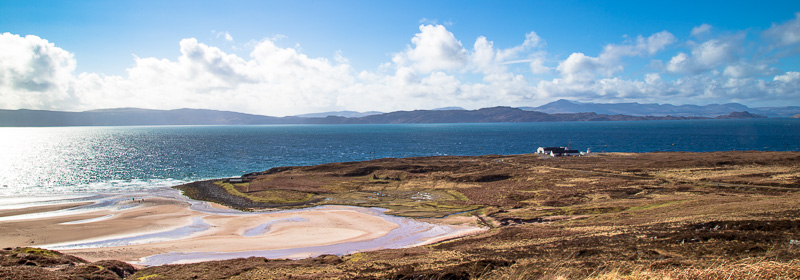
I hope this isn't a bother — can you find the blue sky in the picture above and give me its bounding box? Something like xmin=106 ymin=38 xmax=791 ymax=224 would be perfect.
xmin=2 ymin=0 xmax=800 ymax=116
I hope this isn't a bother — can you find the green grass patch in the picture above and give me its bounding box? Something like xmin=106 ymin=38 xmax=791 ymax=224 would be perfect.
xmin=214 ymin=181 xmax=314 ymax=204
xmin=381 ymin=202 xmax=479 ymax=218
xmin=346 ymin=252 xmax=366 ymax=262
xmin=446 ymin=190 xmax=469 ymax=201
xmin=15 ymin=247 xmax=61 ymax=257
xmin=322 ymin=189 xmax=479 ymax=218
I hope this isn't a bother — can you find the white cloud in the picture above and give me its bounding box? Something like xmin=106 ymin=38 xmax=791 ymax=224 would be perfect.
xmin=693 ymin=39 xmax=737 ymax=68
xmin=764 ymin=12 xmax=800 ymax=47
xmin=666 ymin=35 xmax=742 ymax=74
xmin=666 ymin=52 xmax=690 ymax=73
xmin=470 ymin=36 xmax=496 ymax=73
xmin=600 ymin=31 xmax=676 ymax=61
xmin=1 ymin=16 xmax=799 ymax=116
xmin=557 ymin=52 xmax=610 ymax=82
xmin=470 ymin=31 xmax=544 ymax=75
xmin=392 ymin=24 xmax=468 ymax=73
xmin=537 ymin=27 xmax=799 ymax=107
xmin=556 ymin=31 xmax=675 ymax=83
xmin=644 ymin=73 xmax=662 ymax=85
xmin=691 ymin=24 xmax=712 ymax=37
xmin=774 ymin=71 xmax=800 ymax=83
xmin=0 ymin=33 xmax=76 ymax=110
xmin=72 ymin=37 xmax=357 ymax=115
xmin=213 ymin=30 xmax=234 ymax=42
xmin=722 ymin=62 xmax=778 ymax=78
xmin=498 ymin=31 xmax=542 ymax=59
xmin=770 ymin=71 xmax=800 ymax=98
xmin=528 ymin=56 xmax=550 ymax=74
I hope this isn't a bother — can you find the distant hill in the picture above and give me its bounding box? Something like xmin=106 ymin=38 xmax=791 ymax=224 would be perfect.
xmin=294 ymin=111 xmax=383 ymax=118
xmin=519 ymin=99 xmax=800 ymax=117
xmin=432 ymin=107 xmax=466 ymax=111
xmin=0 ymin=108 xmax=294 ymax=126
xmin=714 ymin=111 xmax=767 ymax=119
xmin=0 ymin=105 xmax=784 ymax=127
xmin=326 ymin=107 xmax=702 ymax=124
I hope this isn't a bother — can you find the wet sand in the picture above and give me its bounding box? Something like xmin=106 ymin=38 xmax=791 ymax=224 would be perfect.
xmin=0 ymin=190 xmax=484 ymax=266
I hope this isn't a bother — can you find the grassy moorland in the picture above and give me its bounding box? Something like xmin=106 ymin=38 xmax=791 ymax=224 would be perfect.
xmin=2 ymin=151 xmax=800 ymax=279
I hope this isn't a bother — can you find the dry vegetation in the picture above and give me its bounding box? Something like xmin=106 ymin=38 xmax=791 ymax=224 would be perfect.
xmin=3 ymin=151 xmax=800 ymax=279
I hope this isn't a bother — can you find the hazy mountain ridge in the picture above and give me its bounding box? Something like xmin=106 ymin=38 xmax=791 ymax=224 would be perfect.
xmin=294 ymin=111 xmax=383 ymax=118
xmin=520 ymin=99 xmax=800 ymax=117
xmin=0 ymin=108 xmax=292 ymax=126
xmin=0 ymin=103 xmax=774 ymax=127
xmin=311 ymin=107 xmax=705 ymax=124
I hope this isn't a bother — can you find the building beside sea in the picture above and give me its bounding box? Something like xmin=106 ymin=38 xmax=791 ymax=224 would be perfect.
xmin=537 ymin=146 xmax=582 ymax=157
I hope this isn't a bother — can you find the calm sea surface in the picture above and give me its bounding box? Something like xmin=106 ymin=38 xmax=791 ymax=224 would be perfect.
xmin=1 ymin=119 xmax=798 ymax=196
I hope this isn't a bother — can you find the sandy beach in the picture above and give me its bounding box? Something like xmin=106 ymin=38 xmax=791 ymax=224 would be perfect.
xmin=0 ymin=191 xmax=483 ymax=266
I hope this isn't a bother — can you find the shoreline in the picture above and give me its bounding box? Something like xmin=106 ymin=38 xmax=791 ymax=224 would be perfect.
xmin=0 ymin=190 xmax=484 ymax=266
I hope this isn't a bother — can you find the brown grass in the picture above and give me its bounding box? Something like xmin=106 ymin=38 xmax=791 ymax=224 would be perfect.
xmin=485 ymin=259 xmax=800 ymax=280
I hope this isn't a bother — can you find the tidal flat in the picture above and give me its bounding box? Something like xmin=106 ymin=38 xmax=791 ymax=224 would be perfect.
xmin=0 ymin=190 xmax=480 ymax=267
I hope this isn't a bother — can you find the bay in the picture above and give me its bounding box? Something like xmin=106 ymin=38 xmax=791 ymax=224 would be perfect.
xmin=1 ymin=119 xmax=798 ymax=197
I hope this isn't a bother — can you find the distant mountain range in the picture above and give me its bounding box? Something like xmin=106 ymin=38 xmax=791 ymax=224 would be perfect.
xmin=0 ymin=103 xmax=779 ymax=127
xmin=519 ymin=99 xmax=800 ymax=117
xmin=314 ymin=107 xmax=715 ymax=124
xmin=0 ymin=108 xmax=296 ymax=126
xmin=292 ymin=107 xmax=463 ymax=118
xmin=294 ymin=110 xmax=383 ymax=118
xmin=431 ymin=107 xmax=466 ymax=111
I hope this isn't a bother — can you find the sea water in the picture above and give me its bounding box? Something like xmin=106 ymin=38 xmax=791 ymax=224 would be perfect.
xmin=1 ymin=119 xmax=798 ymax=197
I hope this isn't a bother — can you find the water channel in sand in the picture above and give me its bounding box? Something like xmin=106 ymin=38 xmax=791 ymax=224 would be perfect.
xmin=0 ymin=189 xmax=483 ymax=266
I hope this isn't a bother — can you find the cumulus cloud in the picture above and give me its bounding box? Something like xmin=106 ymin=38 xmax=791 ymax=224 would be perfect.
xmin=392 ymin=24 xmax=468 ymax=73
xmin=693 ymin=39 xmax=738 ymax=67
xmin=0 ymin=33 xmax=76 ymax=110
xmin=71 ymin=37 xmax=357 ymax=115
xmin=539 ymin=25 xmax=799 ymax=106
xmin=557 ymin=52 xmax=609 ymax=82
xmin=666 ymin=35 xmax=742 ymax=74
xmin=556 ymin=31 xmax=675 ymax=82
xmin=470 ymin=31 xmax=542 ymax=75
xmin=1 ymin=16 xmax=799 ymax=115
xmin=527 ymin=56 xmax=550 ymax=74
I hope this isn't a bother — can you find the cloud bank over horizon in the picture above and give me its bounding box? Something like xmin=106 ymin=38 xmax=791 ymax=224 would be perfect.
xmin=2 ymin=13 xmax=800 ymax=116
